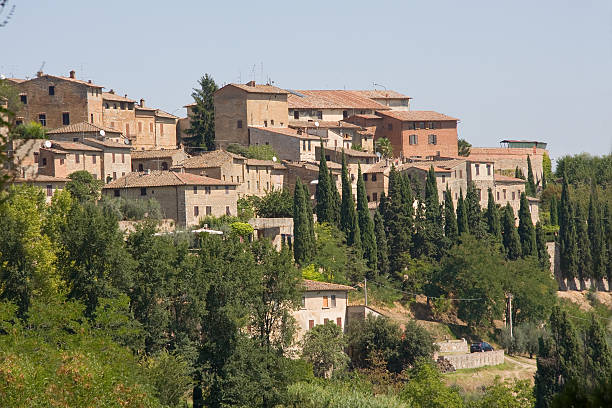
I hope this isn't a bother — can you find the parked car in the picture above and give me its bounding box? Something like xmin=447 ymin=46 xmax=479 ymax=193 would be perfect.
xmin=470 ymin=341 xmax=494 ymax=353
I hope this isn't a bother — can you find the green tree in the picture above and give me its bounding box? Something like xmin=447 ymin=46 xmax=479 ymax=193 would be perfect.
xmin=375 ymin=137 xmax=393 ymax=158
xmin=329 ymin=169 xmax=341 ymax=227
xmin=357 ymin=165 xmax=377 ymax=272
xmin=385 ymin=168 xmax=412 ymax=275
xmin=575 ymin=204 xmax=593 ymax=280
xmin=293 ymin=178 xmax=315 ymax=265
xmin=502 ymin=203 xmax=522 ymax=260
xmin=515 ymin=166 xmax=525 ymax=180
xmin=374 ymin=210 xmax=389 ymax=276
xmin=584 ymin=315 xmax=612 ymax=388
xmin=419 ymin=166 xmax=445 ymax=260
xmin=535 ymin=222 xmax=551 ymax=270
xmin=458 ymin=138 xmax=471 ymax=157
xmin=485 ymin=187 xmax=501 ymax=241
xmin=465 ymin=182 xmax=485 ymax=238
xmin=301 ymin=321 xmax=349 ymax=378
xmin=456 ymin=189 xmax=469 ymax=235
xmin=315 ymin=144 xmax=337 ymax=224
xmin=392 ymin=321 xmax=438 ymax=372
xmin=143 ymin=350 xmax=193 ymax=407
xmin=346 ymin=315 xmax=402 ymax=370
xmin=443 ymin=187 xmax=458 ymax=241
xmin=185 ymin=74 xmax=218 ymax=151
xmin=340 ymin=152 xmax=358 ymax=244
xmin=470 ymin=378 xmax=535 ymax=408
xmin=400 ymin=360 xmax=464 ymax=408
xmin=587 ymin=193 xmax=605 ymax=280
xmin=65 ymin=170 xmax=103 ymax=202
xmin=13 ymin=121 xmax=47 ymax=139
xmin=542 ymin=152 xmax=553 ymax=181
xmin=559 ymin=176 xmax=579 ymax=279
xmin=549 ymin=195 xmax=558 ymax=226
xmin=605 ymin=203 xmax=612 ymax=282
xmin=526 ymin=155 xmax=536 ymax=196
xmin=517 ymin=192 xmax=536 ymax=257
xmin=0 ymin=78 xmax=21 ymax=114
xmin=245 ymin=188 xmax=293 ymax=218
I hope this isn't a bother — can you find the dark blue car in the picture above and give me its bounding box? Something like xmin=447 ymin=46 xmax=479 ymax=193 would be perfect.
xmin=470 ymin=341 xmax=494 ymax=353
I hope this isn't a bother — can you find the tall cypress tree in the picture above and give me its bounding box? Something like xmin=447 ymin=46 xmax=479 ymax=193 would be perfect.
xmin=526 ymin=155 xmax=536 ymax=196
xmin=385 ymin=167 xmax=411 ymax=275
xmin=584 ymin=315 xmax=612 ymax=387
xmin=518 ymin=192 xmax=537 ymax=257
xmin=315 ymin=142 xmax=334 ymax=224
xmin=340 ymin=152 xmax=354 ymax=235
xmin=604 ymin=203 xmax=612 ymax=282
xmin=329 ymin=169 xmax=341 ymax=226
xmin=419 ymin=166 xmax=445 ymax=259
xmin=559 ymin=175 xmax=578 ymax=280
xmin=443 ymin=187 xmax=458 ymax=241
xmin=541 ymin=170 xmax=547 ymax=189
xmin=465 ymin=182 xmax=485 ymax=238
xmin=424 ymin=166 xmax=441 ymax=224
xmin=185 ymin=74 xmax=218 ymax=151
xmin=502 ymin=203 xmax=522 ymax=260
xmin=549 ymin=195 xmax=558 ymax=226
xmin=515 ymin=166 xmax=525 ymax=180
xmin=536 ymin=222 xmax=551 ymax=270
xmin=485 ymin=187 xmax=501 ymax=241
xmin=357 ymin=165 xmax=377 ymax=272
xmin=373 ymin=210 xmax=389 ymax=276
xmin=587 ymin=193 xmax=605 ymax=280
xmin=293 ymin=178 xmax=314 ymax=264
xmin=378 ymin=191 xmax=387 ymax=221
xmin=575 ymin=204 xmax=593 ymax=281
xmin=456 ymin=189 xmax=469 ymax=236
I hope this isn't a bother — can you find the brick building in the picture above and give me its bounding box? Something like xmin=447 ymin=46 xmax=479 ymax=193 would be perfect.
xmin=213 ymin=82 xmax=289 ymax=148
xmin=103 ymin=171 xmax=239 ymax=227
xmin=288 ymin=120 xmax=361 ymax=151
xmin=348 ymin=90 xmax=411 ymax=111
xmin=46 ymin=121 xmax=124 ymax=143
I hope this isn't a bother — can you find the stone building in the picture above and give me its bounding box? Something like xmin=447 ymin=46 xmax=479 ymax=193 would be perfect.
xmin=287 ymin=90 xmax=390 ymax=122
xmin=131 ymin=148 xmax=189 ymax=172
xmin=293 ymin=280 xmax=354 ymax=341
xmin=248 ymin=127 xmax=321 ymax=162
xmin=283 ymin=160 xmax=342 ymax=200
xmin=9 ymin=70 xmax=177 ymax=150
xmin=348 ymin=90 xmax=411 ymax=111
xmin=317 ymin=146 xmax=379 ymax=166
xmin=11 ymin=174 xmax=70 ymax=203
xmin=46 ymin=121 xmax=124 ymax=143
xmin=288 ymin=120 xmax=361 ymax=150
xmin=374 ymin=110 xmax=459 ymax=159
xmin=214 ymin=82 xmax=289 ymax=148
xmin=103 ymin=171 xmax=239 ymax=227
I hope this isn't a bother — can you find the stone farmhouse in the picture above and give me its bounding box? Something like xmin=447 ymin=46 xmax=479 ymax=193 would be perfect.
xmin=103 ymin=171 xmax=239 ymax=227
xmin=7 ymin=70 xmax=178 ymax=150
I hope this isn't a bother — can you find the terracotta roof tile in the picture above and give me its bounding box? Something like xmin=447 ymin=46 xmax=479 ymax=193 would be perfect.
xmin=51 ymin=141 xmax=102 ymax=152
xmin=363 ymin=161 xmax=390 ymax=174
xmin=155 ymin=109 xmax=178 ymax=119
xmin=104 ymin=171 xmax=237 ymax=189
xmin=288 ymin=90 xmax=391 ymax=110
xmin=302 ymin=280 xmax=355 ymax=291
xmin=13 ymin=174 xmax=70 ymax=183
xmin=324 ymin=147 xmax=378 ymax=158
xmin=102 ymin=92 xmax=136 ymax=103
xmin=494 ymin=174 xmax=526 ymax=183
xmin=288 ymin=120 xmax=361 ymax=129
xmin=44 ymin=74 xmax=103 ymax=88
xmin=47 ymin=121 xmax=122 ymax=135
xmin=218 ymin=83 xmax=288 ymax=95
xmin=83 ymin=138 xmax=131 ymax=149
xmin=248 ymin=126 xmax=320 ymax=140
xmin=376 ymin=110 xmax=459 ymax=121
xmin=349 ymin=90 xmax=411 ymax=100
xmin=131 ymin=149 xmax=187 ymax=160
xmin=180 ymin=150 xmax=244 ymax=169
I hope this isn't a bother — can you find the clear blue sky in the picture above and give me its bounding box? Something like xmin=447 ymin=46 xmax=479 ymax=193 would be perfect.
xmin=2 ymin=0 xmax=611 ymax=162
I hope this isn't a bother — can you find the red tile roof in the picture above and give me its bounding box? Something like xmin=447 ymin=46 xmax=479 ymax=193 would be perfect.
xmin=51 ymin=141 xmax=102 ymax=152
xmin=288 ymin=90 xmax=391 ymax=110
xmin=102 ymin=92 xmax=136 ymax=103
xmin=249 ymin=126 xmax=320 ymax=140
xmin=349 ymin=90 xmax=411 ymax=100
xmin=44 ymin=74 xmax=103 ymax=88
xmin=46 ymin=121 xmax=122 ymax=135
xmin=288 ymin=120 xmax=361 ymax=129
xmin=217 ymin=83 xmax=288 ymax=95
xmin=131 ymin=149 xmax=187 ymax=160
xmin=375 ymin=110 xmax=459 ymax=121
xmin=302 ymin=279 xmax=355 ymax=291
xmin=180 ymin=150 xmax=244 ymax=169
xmin=83 ymin=138 xmax=131 ymax=149
xmin=13 ymin=174 xmax=70 ymax=183
xmin=104 ymin=171 xmax=238 ymax=189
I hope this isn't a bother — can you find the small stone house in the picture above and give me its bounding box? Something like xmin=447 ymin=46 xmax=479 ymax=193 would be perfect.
xmin=248 ymin=126 xmax=321 ymax=162
xmin=131 ymin=148 xmax=189 ymax=172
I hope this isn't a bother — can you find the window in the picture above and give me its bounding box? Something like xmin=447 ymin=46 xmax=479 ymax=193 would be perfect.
xmin=373 ymin=192 xmax=378 ymax=201
xmin=302 ymin=140 xmax=306 ymax=151
xmin=293 ymin=110 xmax=299 ymax=119
xmin=372 ymin=174 xmax=377 ymax=182
xmin=225 ymin=206 xmax=231 ymax=216
xmin=308 ymin=140 xmax=311 ymax=151
xmin=263 ymin=120 xmax=267 ymax=127
xmin=113 ymin=171 xmax=117 ymax=180
xmin=331 ymin=295 xmax=336 ymax=307
xmin=75 ymin=153 xmax=80 ymax=163
xmin=15 ymin=119 xmax=23 ymax=125
xmin=336 ymin=317 xmax=342 ymax=327
xmin=225 ymin=186 xmax=229 ymax=194
xmin=59 ymin=112 xmax=70 ymax=125
xmin=308 ymin=320 xmax=314 ymax=330
xmin=193 ymin=186 xmax=198 ymax=194
xmin=113 ymin=104 xmax=117 ymax=109
xmin=364 ymin=174 xmax=368 ymax=181
xmin=428 ymin=134 xmax=437 ymax=145
xmin=150 ymin=123 xmax=153 ymax=132
xmin=60 ymin=158 xmax=64 ymax=165
xmin=409 ymin=134 xmax=418 ymax=145
xmin=92 ymin=155 xmax=96 ymax=164
xmin=322 ymin=296 xmax=329 ymax=308
xmin=475 ymin=164 xmax=480 ymax=175
xmin=138 ymin=122 xmax=142 ymax=132
xmin=161 ymin=162 xmax=168 ymax=170
xmin=487 ymin=164 xmax=491 ymax=176
xmin=459 ymin=170 xmax=463 ymax=178
xmin=497 ymin=191 xmax=500 ymax=200
xmin=48 ymin=86 xmax=55 ymax=96
xmin=301 ymin=297 xmax=306 ymax=309
xmin=343 ymin=110 xmax=348 ymax=119
xmin=237 ymin=120 xmax=242 ymax=129
xmin=442 ymin=175 xmax=445 ymax=183
xmin=114 ymin=189 xmax=120 ymax=197
xmin=20 ymin=94 xmax=27 ymax=104
xmin=419 ymin=122 xmax=425 ymax=129
xmin=112 ymin=153 xmax=116 ymax=163
xmin=105 ymin=103 xmax=109 ymax=109
xmin=270 ymin=119 xmax=274 ymax=126
xmin=324 ymin=318 xmax=329 ymax=324
xmin=90 ymin=113 xmax=94 ymax=123
xmin=206 ymin=206 xmax=212 ymax=215
xmin=141 ymin=187 xmax=147 ymax=196
xmin=205 ymin=186 xmax=211 ymax=194
xmin=138 ymin=163 xmax=144 ymax=171
xmin=160 ymin=123 xmax=163 ymax=135
xmin=317 ymin=111 xmax=322 ymax=119
xmin=46 ymin=184 xmax=53 ymax=197
xmin=121 ymin=153 xmax=125 ymax=163
xmin=38 ymin=114 xmax=46 ymax=126
xmin=427 ymin=122 xmax=433 ymax=129
xmin=512 ymin=191 xmax=516 ymax=200
xmin=503 ymin=189 xmax=507 ymax=199
xmin=194 ymin=206 xmax=199 ymax=216
xmin=120 ymin=102 xmax=125 ymax=110
xmin=387 ymin=123 xmax=393 ymax=131
xmin=42 ymin=157 xmax=47 ymax=166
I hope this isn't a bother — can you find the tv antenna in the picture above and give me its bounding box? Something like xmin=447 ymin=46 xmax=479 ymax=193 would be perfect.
xmin=37 ymin=61 xmax=46 ymax=75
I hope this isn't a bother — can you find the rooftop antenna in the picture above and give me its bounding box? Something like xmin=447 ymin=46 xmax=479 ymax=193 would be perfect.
xmin=37 ymin=61 xmax=45 ymax=75
xmin=373 ymin=82 xmax=387 ymax=90
xmin=250 ymin=64 xmax=256 ymax=82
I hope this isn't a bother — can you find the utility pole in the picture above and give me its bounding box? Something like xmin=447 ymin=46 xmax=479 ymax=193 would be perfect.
xmin=364 ymin=277 xmax=368 ymax=306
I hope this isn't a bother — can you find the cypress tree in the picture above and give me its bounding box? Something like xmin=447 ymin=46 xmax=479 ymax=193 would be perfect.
xmin=385 ymin=167 xmax=411 ymax=275
xmin=587 ymin=193 xmax=605 ymax=280
xmin=419 ymin=166 xmax=445 ymax=259
xmin=549 ymin=195 xmax=558 ymax=226
xmin=465 ymin=182 xmax=485 ymax=238
xmin=575 ymin=204 xmax=593 ymax=280
xmin=559 ymin=174 xmax=579 ymax=279
xmin=315 ymin=142 xmax=334 ymax=224
xmin=456 ymin=189 xmax=468 ymax=236
xmin=536 ymin=222 xmax=551 ymax=270
xmin=329 ymin=169 xmax=341 ymax=226
xmin=424 ymin=166 xmax=441 ymax=224
xmin=502 ymin=203 xmax=522 ymax=260
xmin=518 ymin=192 xmax=537 ymax=257
xmin=378 ymin=191 xmax=387 ymax=221
xmin=357 ymin=165 xmax=377 ymax=271
xmin=584 ymin=315 xmax=612 ymax=386
xmin=526 ymin=155 xmax=536 ymax=196
xmin=443 ymin=187 xmax=458 ymax=241
xmin=541 ymin=170 xmax=547 ymax=189
xmin=604 ymin=203 xmax=612 ymax=282
xmin=293 ymin=178 xmax=314 ymax=264
xmin=340 ymin=152 xmax=354 ymax=235
xmin=373 ymin=210 xmax=389 ymax=276
xmin=485 ymin=187 xmax=501 ymax=241
xmin=515 ymin=166 xmax=525 ymax=180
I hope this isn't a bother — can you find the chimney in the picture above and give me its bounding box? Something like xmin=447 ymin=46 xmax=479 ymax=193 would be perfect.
xmin=124 ymin=94 xmax=128 ymax=98
xmin=69 ymin=70 xmax=75 ymax=79
xmin=88 ymin=79 xmax=92 ymax=83
xmin=140 ymin=98 xmax=145 ymax=107
xmin=246 ymin=80 xmax=256 ymax=87
xmin=109 ymin=89 xmax=115 ymax=94
xmin=36 ymin=70 xmax=43 ymax=78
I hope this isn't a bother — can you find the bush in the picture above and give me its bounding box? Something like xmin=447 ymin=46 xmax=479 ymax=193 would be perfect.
xmin=100 ymin=197 xmax=163 ymax=221
xmin=287 ymin=381 xmax=409 ymax=408
xmin=12 ymin=121 xmax=47 ymax=139
xmin=246 ymin=188 xmax=293 ymax=218
xmin=301 ymin=321 xmax=349 ymax=378
xmin=226 ymin=143 xmax=278 ymax=160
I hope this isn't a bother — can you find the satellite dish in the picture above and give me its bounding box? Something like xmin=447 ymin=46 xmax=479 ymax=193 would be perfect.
xmin=99 ymin=130 xmax=105 ymax=137
xmin=272 ymin=156 xmax=277 ymax=162
xmin=124 ymin=139 xmax=130 ymax=145
xmin=314 ymin=121 xmax=320 ymax=127
xmin=376 ymin=152 xmax=382 ymax=158
xmin=44 ymin=140 xmax=52 ymax=148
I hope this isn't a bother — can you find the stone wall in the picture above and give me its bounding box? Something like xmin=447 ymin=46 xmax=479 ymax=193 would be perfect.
xmin=435 ymin=339 xmax=468 ymax=354
xmin=440 ymin=350 xmax=504 ymax=370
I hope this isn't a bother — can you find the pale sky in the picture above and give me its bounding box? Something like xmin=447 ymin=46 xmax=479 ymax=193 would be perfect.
xmin=2 ymin=0 xmax=611 ymax=163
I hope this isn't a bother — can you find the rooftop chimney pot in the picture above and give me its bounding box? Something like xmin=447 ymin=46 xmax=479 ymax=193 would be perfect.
xmin=140 ymin=98 xmax=145 ymax=107
xmin=88 ymin=79 xmax=92 ymax=83
xmin=109 ymin=89 xmax=115 ymax=94
xmin=36 ymin=70 xmax=43 ymax=78
xmin=246 ymin=80 xmax=256 ymax=87
xmin=69 ymin=70 xmax=75 ymax=79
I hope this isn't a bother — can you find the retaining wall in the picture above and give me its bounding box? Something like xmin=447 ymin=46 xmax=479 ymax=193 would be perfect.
xmin=441 ymin=350 xmax=504 ymax=370
xmin=435 ymin=339 xmax=468 ymax=354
